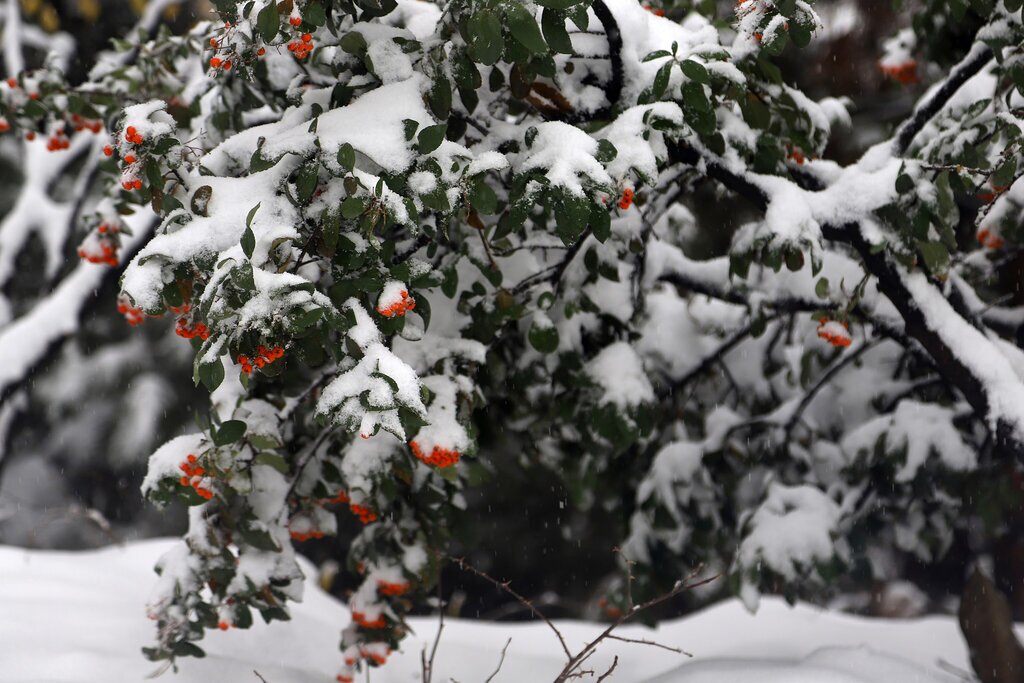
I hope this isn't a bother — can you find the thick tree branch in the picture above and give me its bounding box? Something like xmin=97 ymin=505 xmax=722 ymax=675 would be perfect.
xmin=893 ymin=43 xmax=994 ymax=155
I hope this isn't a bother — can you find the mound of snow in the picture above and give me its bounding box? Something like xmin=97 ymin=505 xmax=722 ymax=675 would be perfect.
xmin=0 ymin=539 xmax=980 ymax=682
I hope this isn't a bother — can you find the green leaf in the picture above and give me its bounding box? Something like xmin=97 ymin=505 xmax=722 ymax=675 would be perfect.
xmin=895 ymin=173 xmax=915 ymax=194
xmin=256 ymin=1 xmax=279 ymax=42
xmin=246 ymin=202 xmax=261 ymax=229
xmin=417 ymin=124 xmax=447 ymax=154
xmin=641 ymin=50 xmax=672 ymax=63
xmin=815 ymin=277 xmax=830 ymax=298
xmin=341 ymin=197 xmax=364 ymax=218
xmin=255 ymin=452 xmax=290 ymax=474
xmin=296 ymin=163 xmax=318 ymax=203
xmin=535 ymin=0 xmax=579 ymax=8
xmin=470 ymin=179 xmax=498 ymax=214
xmin=340 ymin=30 xmax=368 ymax=55
xmin=304 ymin=0 xmax=326 ymax=26
xmin=919 ymin=240 xmax=950 ymax=274
xmin=429 ymin=77 xmax=452 ymax=120
xmin=528 ymin=321 xmax=559 ymax=353
xmin=214 ymin=420 xmax=247 ymax=446
xmin=680 ymin=59 xmax=710 ymax=84
xmin=241 ymin=227 xmax=255 ymax=259
xmin=337 ymin=143 xmax=356 ymax=171
xmin=505 ymin=2 xmax=548 ymax=54
xmin=596 ymin=139 xmax=617 ymax=163
xmin=191 ymin=185 xmax=213 ymax=217
xmin=466 ymin=10 xmax=503 ymax=65
xmin=173 ymin=642 xmax=206 ymax=659
xmin=590 ymin=202 xmax=611 ymax=243
xmin=541 ymin=9 xmax=573 ymax=54
xmin=789 ymin=21 xmax=812 ymax=48
xmin=992 ymin=157 xmax=1017 ymax=189
xmin=197 ymin=359 xmax=225 ymax=392
xmin=652 ymin=61 xmax=672 ymax=99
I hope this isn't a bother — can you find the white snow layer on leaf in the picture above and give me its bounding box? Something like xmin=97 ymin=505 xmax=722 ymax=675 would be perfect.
xmin=139 ymin=433 xmax=206 ymax=497
xmin=841 ymin=400 xmax=976 ymax=481
xmin=586 ymin=341 xmax=655 ymax=408
xmin=602 ymin=0 xmax=726 ymax=105
xmin=0 ymin=539 xmax=972 ymax=682
xmin=122 ymin=159 xmax=301 ymax=310
xmin=263 ymin=75 xmax=431 ymax=172
xmin=518 ymin=121 xmax=612 ymax=196
xmin=737 ymin=483 xmax=842 ymax=586
xmin=600 ymin=103 xmax=683 ymax=182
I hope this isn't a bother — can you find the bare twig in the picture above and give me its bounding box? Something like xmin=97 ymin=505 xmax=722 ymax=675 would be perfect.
xmin=595 ymin=656 xmax=619 ymax=683
xmin=253 ymin=671 xmax=270 ymax=683
xmin=422 ymin=573 xmax=446 ymax=683
xmin=448 ymin=554 xmax=715 ymax=683
xmin=483 ymin=638 xmax=512 ymax=683
xmin=449 ymin=555 xmax=572 ymax=661
xmin=606 ymin=634 xmax=689 ymax=656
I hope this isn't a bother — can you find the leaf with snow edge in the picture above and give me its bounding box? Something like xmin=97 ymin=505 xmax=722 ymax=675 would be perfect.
xmin=256 ymin=0 xmax=279 ymax=42
xmin=466 ymin=10 xmax=503 ymax=65
xmin=255 ymin=452 xmax=290 ymax=474
xmin=417 ymin=124 xmax=447 ymax=154
xmin=214 ymin=420 xmax=247 ymax=446
xmin=504 ymin=2 xmax=547 ymax=55
xmin=528 ymin=316 xmax=559 ymax=353
xmin=337 ymin=143 xmax=356 ymax=172
xmin=191 ymin=185 xmax=213 ymax=217
xmin=541 ymin=8 xmax=573 ymax=55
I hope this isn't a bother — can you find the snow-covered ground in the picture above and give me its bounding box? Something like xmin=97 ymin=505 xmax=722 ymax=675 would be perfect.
xmin=0 ymin=539 xmax=977 ymax=682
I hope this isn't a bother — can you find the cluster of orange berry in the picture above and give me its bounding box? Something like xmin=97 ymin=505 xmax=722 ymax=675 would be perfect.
xmin=977 ymin=227 xmax=1005 ymax=250
xmin=78 ymin=236 xmax=119 ymax=266
xmin=287 ymin=32 xmax=314 ymax=59
xmin=376 ymin=290 xmax=415 ymax=318
xmin=178 ymin=454 xmax=215 ymax=499
xmin=816 ymin=318 xmax=852 ymax=348
xmin=117 ymin=297 xmax=145 ymax=325
xmin=237 ymin=345 xmax=285 ymax=374
xmin=289 ymin=528 xmax=326 ymax=542
xmin=45 ymin=128 xmax=69 ymax=151
xmin=377 ymin=580 xmax=410 ymax=597
xmin=209 ymin=56 xmax=233 ymax=70
xmin=175 ymin=317 xmax=210 ymax=340
xmin=880 ymin=60 xmax=918 ymax=85
xmin=410 ymin=440 xmax=461 ymax=468
xmin=351 ymin=610 xmax=387 ymax=629
xmin=350 ymin=502 xmax=378 ymax=524
xmin=69 ymin=113 xmax=102 ymax=134
xmin=322 ymin=490 xmax=350 ymax=505
xmin=597 ymin=596 xmax=624 ymax=619
xmin=618 ymin=187 xmax=634 ymax=210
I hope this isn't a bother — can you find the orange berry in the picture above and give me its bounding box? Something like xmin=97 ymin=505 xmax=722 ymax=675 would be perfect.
xmin=103 ymin=145 xmax=113 ymax=156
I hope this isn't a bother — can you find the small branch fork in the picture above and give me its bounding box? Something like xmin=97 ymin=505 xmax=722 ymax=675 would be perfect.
xmin=449 ymin=554 xmax=716 ymax=682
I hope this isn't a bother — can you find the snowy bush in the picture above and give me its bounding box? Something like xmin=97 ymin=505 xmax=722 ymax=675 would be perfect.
xmin=5 ymin=0 xmax=1024 ymax=679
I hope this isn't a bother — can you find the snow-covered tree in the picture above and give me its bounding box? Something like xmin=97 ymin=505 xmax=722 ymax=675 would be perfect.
xmin=5 ymin=0 xmax=1024 ymax=679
